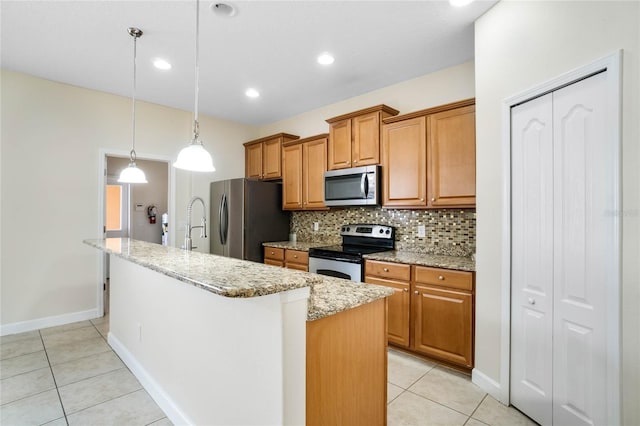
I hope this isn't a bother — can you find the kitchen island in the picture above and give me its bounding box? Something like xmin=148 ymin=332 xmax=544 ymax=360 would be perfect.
xmin=84 ymin=238 xmax=392 ymax=426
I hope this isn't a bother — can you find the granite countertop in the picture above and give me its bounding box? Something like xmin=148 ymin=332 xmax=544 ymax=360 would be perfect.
xmin=363 ymin=250 xmax=475 ymax=272
xmin=262 ymin=241 xmax=329 ymax=251
xmin=84 ymin=238 xmax=392 ymax=321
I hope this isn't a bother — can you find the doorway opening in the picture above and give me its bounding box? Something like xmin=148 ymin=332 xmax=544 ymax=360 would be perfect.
xmin=99 ymin=153 xmax=173 ymax=316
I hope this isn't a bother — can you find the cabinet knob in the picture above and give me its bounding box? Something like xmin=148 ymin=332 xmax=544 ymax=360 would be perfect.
xmin=347 ymin=161 xmax=350 ymax=165
xmin=420 ymin=198 xmax=424 ymax=201
xmin=354 ymin=159 xmax=358 ymax=163
xmin=383 ymin=268 xmax=389 ymax=272
xmin=414 ymin=291 xmax=419 ymax=295
xmin=403 ymin=288 xmax=409 ymax=292
xmin=438 ymin=275 xmax=445 ymax=280
xmin=270 ymin=251 xmax=275 ymax=255
xmin=431 ymin=198 xmax=436 ymax=202
xmin=528 ymin=297 xmax=536 ymax=305
xmin=294 ymin=255 xmax=298 ymax=258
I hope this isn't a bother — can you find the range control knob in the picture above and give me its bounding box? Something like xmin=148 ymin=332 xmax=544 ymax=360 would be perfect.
xmin=379 ymin=229 xmax=384 ymax=234
xmin=385 ymin=229 xmax=390 ymax=234
xmin=347 ymin=227 xmax=351 ymax=232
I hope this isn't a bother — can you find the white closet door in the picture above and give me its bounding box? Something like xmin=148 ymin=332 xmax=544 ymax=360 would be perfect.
xmin=510 ymin=93 xmax=554 ymax=426
xmin=552 ymin=71 xmax=610 ymax=426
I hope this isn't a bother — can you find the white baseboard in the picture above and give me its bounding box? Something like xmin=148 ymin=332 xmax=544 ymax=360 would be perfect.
xmin=472 ymin=368 xmax=509 ymax=405
xmin=108 ymin=333 xmax=192 ymax=426
xmin=0 ymin=308 xmax=100 ymax=336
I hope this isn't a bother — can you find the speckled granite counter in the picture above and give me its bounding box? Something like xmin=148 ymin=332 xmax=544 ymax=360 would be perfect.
xmin=85 ymin=238 xmax=392 ymax=321
xmin=363 ymin=250 xmax=475 ymax=272
xmin=262 ymin=241 xmax=328 ymax=251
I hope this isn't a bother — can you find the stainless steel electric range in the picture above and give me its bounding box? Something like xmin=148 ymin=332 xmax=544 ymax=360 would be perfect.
xmin=308 ymin=224 xmax=395 ymax=282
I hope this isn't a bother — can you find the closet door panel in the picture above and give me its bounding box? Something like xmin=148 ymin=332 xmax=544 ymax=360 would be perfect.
xmin=509 ymin=93 xmax=554 ymax=426
xmin=552 ymin=71 xmax=610 ymax=426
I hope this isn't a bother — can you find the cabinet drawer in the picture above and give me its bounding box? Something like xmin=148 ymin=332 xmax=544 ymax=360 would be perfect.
xmin=264 ymin=247 xmax=285 ymax=261
xmin=285 ymin=249 xmax=308 ymax=265
xmin=414 ymin=266 xmax=473 ymax=291
xmin=365 ymin=260 xmax=411 ymax=281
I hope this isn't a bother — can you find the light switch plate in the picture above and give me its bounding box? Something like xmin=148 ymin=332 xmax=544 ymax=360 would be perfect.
xmin=134 ymin=203 xmax=145 ymax=212
xmin=417 ymin=225 xmax=426 ymax=238
xmin=313 ymin=222 xmax=319 ymax=232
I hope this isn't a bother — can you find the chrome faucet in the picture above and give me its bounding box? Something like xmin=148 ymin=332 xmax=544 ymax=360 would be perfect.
xmin=183 ymin=196 xmax=207 ymax=251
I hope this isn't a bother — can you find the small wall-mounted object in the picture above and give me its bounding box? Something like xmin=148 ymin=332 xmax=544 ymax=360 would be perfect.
xmin=135 ymin=203 xmax=145 ymax=212
xmin=147 ymin=205 xmax=158 ymax=224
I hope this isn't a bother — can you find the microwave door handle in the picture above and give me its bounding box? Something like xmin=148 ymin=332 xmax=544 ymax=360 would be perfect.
xmin=360 ymin=173 xmax=367 ymax=198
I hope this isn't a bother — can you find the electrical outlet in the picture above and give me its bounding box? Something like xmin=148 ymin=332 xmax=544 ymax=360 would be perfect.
xmin=313 ymin=222 xmax=319 ymax=232
xmin=417 ymin=225 xmax=426 ymax=238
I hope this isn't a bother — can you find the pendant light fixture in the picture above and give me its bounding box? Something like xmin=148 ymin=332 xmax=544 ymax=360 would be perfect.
xmin=118 ymin=27 xmax=148 ymax=184
xmin=173 ymin=0 xmax=216 ymax=172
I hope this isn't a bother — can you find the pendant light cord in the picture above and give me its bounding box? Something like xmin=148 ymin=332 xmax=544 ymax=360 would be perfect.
xmin=131 ymin=31 xmax=138 ymax=162
xmin=193 ymin=0 xmax=200 ymax=142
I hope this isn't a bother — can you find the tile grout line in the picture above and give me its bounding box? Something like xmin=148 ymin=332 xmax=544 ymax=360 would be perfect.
xmin=63 ymin=387 xmax=144 ymax=418
xmin=39 ymin=329 xmax=70 ymax=426
xmin=403 ymin=388 xmax=486 ymax=419
xmin=467 ymin=393 xmax=489 ymax=424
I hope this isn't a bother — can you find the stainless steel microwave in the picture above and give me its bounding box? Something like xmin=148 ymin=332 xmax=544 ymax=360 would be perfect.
xmin=324 ymin=165 xmax=380 ymax=207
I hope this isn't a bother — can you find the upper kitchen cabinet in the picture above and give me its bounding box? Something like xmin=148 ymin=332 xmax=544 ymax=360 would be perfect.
xmin=382 ymin=99 xmax=476 ymax=208
xmin=244 ymin=133 xmax=300 ymax=180
xmin=325 ymin=105 xmax=399 ymax=170
xmin=282 ymin=134 xmax=328 ymax=211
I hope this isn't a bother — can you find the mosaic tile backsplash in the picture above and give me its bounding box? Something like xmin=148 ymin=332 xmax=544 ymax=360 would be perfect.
xmin=291 ymin=207 xmax=476 ymax=257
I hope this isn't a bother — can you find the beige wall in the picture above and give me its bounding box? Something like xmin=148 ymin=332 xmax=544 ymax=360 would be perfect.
xmin=0 ymin=70 xmax=257 ymax=328
xmin=258 ymin=61 xmax=475 ymax=137
xmin=475 ymin=1 xmax=639 ymax=423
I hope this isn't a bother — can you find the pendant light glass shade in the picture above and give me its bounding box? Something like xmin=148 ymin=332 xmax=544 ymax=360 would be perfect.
xmin=119 ymin=27 xmax=147 ymax=184
xmin=173 ymin=0 xmax=215 ymax=173
xmin=173 ymin=141 xmax=215 ymax=172
xmin=118 ymin=161 xmax=148 ymax=183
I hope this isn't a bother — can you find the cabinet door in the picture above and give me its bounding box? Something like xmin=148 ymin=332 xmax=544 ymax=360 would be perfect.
xmin=427 ymin=105 xmax=476 ymax=207
xmin=365 ymin=276 xmax=410 ymax=348
xmin=412 ymin=284 xmax=473 ymax=367
xmin=245 ymin=143 xmax=263 ymax=179
xmin=303 ymin=138 xmax=327 ymax=209
xmin=328 ymin=119 xmax=352 ymax=170
xmin=382 ymin=116 xmax=427 ymax=207
xmin=282 ymin=144 xmax=303 ymax=210
xmin=352 ymin=111 xmax=380 ymax=166
xmin=262 ymin=137 xmax=282 ymax=180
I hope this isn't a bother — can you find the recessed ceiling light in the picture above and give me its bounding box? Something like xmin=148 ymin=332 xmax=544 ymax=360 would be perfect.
xmin=211 ymin=2 xmax=237 ymax=17
xmin=449 ymin=0 xmax=474 ymax=6
xmin=245 ymin=88 xmax=260 ymax=98
xmin=317 ymin=52 xmax=335 ymax=65
xmin=153 ymin=58 xmax=172 ymax=70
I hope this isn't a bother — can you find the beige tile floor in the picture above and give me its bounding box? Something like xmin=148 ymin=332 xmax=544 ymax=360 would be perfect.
xmin=2 ymin=317 xmax=537 ymax=426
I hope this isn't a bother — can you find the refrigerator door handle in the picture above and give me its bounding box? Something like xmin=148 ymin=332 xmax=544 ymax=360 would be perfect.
xmin=221 ymin=194 xmax=229 ymax=245
xmin=218 ymin=194 xmax=225 ymax=245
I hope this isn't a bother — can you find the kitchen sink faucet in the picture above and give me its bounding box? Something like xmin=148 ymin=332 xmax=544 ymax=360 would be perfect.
xmin=183 ymin=196 xmax=207 ymax=250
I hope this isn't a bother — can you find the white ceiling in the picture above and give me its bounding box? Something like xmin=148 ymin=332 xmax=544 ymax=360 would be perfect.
xmin=1 ymin=0 xmax=496 ymax=126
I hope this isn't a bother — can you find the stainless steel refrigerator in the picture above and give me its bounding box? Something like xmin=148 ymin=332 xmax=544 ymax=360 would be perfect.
xmin=210 ymin=179 xmax=290 ymax=262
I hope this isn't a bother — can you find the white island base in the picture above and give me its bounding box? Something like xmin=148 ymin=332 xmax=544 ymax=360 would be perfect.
xmin=108 ymin=256 xmax=309 ymax=425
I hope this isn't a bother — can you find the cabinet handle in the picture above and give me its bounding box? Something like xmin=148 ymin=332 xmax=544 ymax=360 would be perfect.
xmin=383 ymin=268 xmax=389 ymax=272
xmin=414 ymin=291 xmax=419 ymax=295
xmin=403 ymin=288 xmax=409 ymax=292
xmin=528 ymin=297 xmax=536 ymax=305
xmin=438 ymin=275 xmax=445 ymax=280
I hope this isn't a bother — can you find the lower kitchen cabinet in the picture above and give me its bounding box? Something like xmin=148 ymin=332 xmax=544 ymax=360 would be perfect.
xmin=285 ymin=249 xmax=309 ymax=271
xmin=364 ymin=261 xmax=411 ymax=348
xmin=264 ymin=247 xmax=309 ymax=271
xmin=264 ymin=247 xmax=284 ymax=267
xmin=364 ymin=260 xmax=474 ymax=369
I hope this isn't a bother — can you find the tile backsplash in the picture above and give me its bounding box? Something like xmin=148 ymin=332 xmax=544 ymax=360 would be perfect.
xmin=291 ymin=207 xmax=476 ymax=257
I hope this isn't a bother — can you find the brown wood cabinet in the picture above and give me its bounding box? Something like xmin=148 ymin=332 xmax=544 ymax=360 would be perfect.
xmin=381 ymin=99 xmax=476 ymax=208
xmin=307 ymin=298 xmax=387 ymax=426
xmin=285 ymin=249 xmax=309 ymax=271
xmin=365 ymin=261 xmax=411 ymax=348
xmin=264 ymin=247 xmax=284 ymax=267
xmin=326 ymin=105 xmax=399 ymax=170
xmin=264 ymin=247 xmax=310 ymax=271
xmin=364 ymin=259 xmax=475 ymax=369
xmin=244 ymin=133 xmax=299 ymax=180
xmin=282 ymin=134 xmax=328 ymax=211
